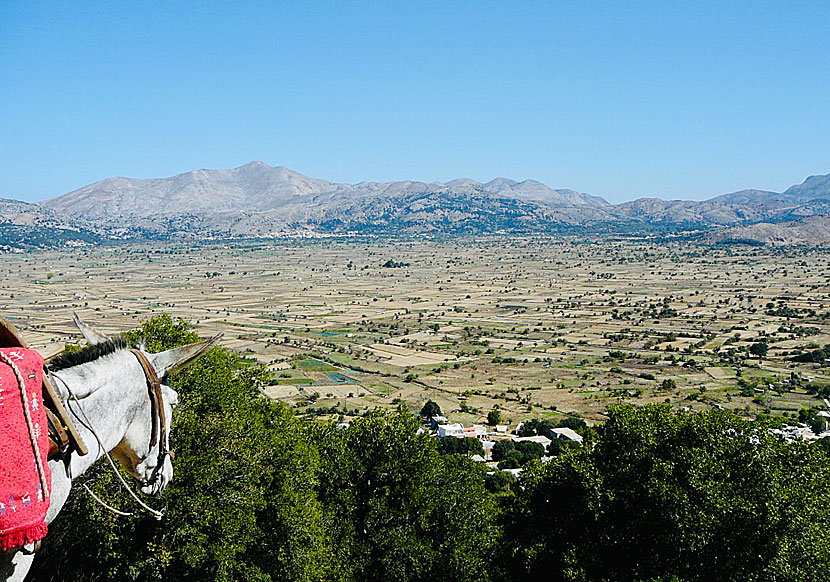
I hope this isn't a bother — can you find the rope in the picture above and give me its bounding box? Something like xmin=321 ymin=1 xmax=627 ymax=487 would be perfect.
xmin=81 ymin=484 xmax=133 ymax=517
xmin=0 ymin=351 xmax=50 ymax=500
xmin=51 ymin=373 xmax=165 ymax=520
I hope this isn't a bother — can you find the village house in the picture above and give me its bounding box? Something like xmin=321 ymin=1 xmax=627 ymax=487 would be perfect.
xmin=550 ymin=427 xmax=584 ymax=444
xmin=437 ymin=423 xmax=464 ymax=438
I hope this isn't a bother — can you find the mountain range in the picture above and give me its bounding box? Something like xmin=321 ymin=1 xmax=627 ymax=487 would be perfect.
xmin=3 ymin=162 xmax=830 ymax=246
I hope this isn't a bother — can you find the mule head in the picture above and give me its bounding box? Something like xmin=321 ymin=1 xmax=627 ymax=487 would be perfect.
xmin=71 ymin=312 xmax=221 ymax=496
xmin=131 ymin=336 xmax=221 ymax=496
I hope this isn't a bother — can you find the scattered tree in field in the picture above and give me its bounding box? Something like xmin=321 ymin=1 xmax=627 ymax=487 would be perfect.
xmin=420 ymin=399 xmax=442 ymax=419
xmin=750 ymin=341 xmax=769 ymax=359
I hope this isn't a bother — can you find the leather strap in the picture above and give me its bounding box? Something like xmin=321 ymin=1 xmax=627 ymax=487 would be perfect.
xmin=130 ymin=349 xmax=166 ymax=453
xmin=129 ymin=348 xmax=174 ymax=489
xmin=46 ymin=408 xmax=70 ymax=460
xmin=43 ymin=372 xmax=88 ymax=456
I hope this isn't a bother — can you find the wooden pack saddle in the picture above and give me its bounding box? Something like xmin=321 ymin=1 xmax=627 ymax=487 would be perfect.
xmin=0 ymin=315 xmax=87 ymax=460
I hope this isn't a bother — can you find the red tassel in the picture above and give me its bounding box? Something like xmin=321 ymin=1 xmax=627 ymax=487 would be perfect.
xmin=0 ymin=523 xmax=48 ymax=550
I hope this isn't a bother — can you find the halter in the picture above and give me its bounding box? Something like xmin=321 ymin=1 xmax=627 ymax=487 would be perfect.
xmin=49 ymin=351 xmax=171 ymax=520
xmin=129 ymin=349 xmax=174 ymax=486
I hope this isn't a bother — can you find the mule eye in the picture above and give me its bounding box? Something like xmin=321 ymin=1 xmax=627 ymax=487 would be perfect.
xmin=164 ymin=386 xmax=180 ymax=408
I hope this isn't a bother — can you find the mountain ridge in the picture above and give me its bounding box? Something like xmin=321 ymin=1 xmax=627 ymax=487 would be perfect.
xmin=45 ymin=161 xmax=608 ymax=220
xmin=5 ymin=163 xmax=828 ymax=244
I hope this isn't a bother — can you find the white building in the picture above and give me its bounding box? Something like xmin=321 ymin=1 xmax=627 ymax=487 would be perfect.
xmin=550 ymin=427 xmax=584 ymax=444
xmin=514 ymin=434 xmax=552 ymax=448
xmin=437 ymin=423 xmax=464 ymax=438
xmin=464 ymin=424 xmax=489 ymax=439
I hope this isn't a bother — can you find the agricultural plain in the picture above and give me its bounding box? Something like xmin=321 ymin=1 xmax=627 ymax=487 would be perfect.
xmin=4 ymin=237 xmax=830 ymax=425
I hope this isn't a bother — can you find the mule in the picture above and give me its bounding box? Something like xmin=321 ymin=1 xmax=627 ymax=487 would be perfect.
xmin=1 ymin=315 xmax=218 ymax=581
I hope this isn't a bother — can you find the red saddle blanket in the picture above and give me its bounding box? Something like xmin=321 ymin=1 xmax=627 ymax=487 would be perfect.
xmin=0 ymin=348 xmax=51 ymax=550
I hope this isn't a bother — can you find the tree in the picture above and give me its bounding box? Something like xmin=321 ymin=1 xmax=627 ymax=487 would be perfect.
xmin=438 ymin=436 xmax=484 ymax=456
xmin=750 ymin=341 xmax=769 ymax=359
xmin=420 ymin=399 xmax=442 ymax=419
xmin=503 ymin=403 xmax=830 ymax=582
xmin=547 ymin=438 xmax=581 ymax=457
xmin=497 ymin=453 xmax=521 ymax=470
xmin=517 ymin=418 xmax=555 ymax=437
xmin=487 ymin=409 xmax=502 ymax=426
xmin=314 ymin=412 xmax=498 ymax=582
xmin=484 ymin=470 xmax=516 ymax=494
xmin=491 ymin=439 xmax=515 ymax=461
xmin=514 ymin=441 xmax=545 ymax=464
xmin=661 ymin=378 xmax=677 ymax=390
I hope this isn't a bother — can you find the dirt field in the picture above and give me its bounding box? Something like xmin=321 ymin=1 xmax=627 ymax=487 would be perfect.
xmin=4 ymin=236 xmax=830 ymax=426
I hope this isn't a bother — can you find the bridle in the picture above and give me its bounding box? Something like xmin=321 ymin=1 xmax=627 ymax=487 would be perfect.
xmin=48 ymin=348 xmax=173 ymax=519
xmin=129 ymin=349 xmax=174 ymax=487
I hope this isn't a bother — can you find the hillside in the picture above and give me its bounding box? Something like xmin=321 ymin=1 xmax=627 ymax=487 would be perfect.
xmin=22 ymin=164 xmax=830 ymax=242
xmin=45 ymin=161 xmax=607 ymax=219
xmin=0 ymin=197 xmax=100 ymax=250
xmin=704 ymin=216 xmax=830 ymax=245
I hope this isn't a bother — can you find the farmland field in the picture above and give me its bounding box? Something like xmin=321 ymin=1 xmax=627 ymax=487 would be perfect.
xmin=4 ymin=236 xmax=830 ymax=425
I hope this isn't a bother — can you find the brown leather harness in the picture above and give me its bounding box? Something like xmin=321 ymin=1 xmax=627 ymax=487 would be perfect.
xmin=129 ymin=349 xmax=174 ymax=486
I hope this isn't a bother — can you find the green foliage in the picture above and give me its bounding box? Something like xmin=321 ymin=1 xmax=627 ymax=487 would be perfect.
xmin=123 ymin=313 xmax=200 ymax=352
xmin=314 ymin=413 xmax=498 ymax=582
xmin=438 ymin=436 xmax=485 ymax=456
xmin=420 ymin=399 xmax=442 ymax=419
xmin=493 ymin=440 xmax=545 ymax=468
xmin=503 ymin=404 xmax=830 ymax=582
xmin=492 ymin=439 xmax=515 ymax=462
xmin=485 ymin=470 xmax=517 ymax=494
xmin=792 ymin=344 xmax=830 ymax=364
xmin=514 ymin=441 xmax=545 ymax=462
xmin=547 ymin=438 xmax=581 ymax=457
xmin=487 ymin=409 xmax=502 ymax=426
xmin=381 ymin=259 xmax=410 ymax=268
xmin=750 ymin=342 xmax=769 ymax=358
xmin=517 ymin=418 xmax=554 ymax=437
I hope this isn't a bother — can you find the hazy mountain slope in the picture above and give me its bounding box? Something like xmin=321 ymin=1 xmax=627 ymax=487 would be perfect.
xmin=706 ymin=216 xmax=830 ymax=245
xmin=709 ymin=173 xmax=830 ymax=207
xmin=707 ymin=189 xmax=780 ymax=205
xmin=0 ymin=197 xmax=100 ymax=249
xmin=45 ymin=162 xmax=607 ymax=221
xmin=783 ymin=173 xmax=830 ymax=201
xmin=33 ymin=163 xmax=830 ymax=243
xmin=45 ymin=162 xmax=347 ymax=218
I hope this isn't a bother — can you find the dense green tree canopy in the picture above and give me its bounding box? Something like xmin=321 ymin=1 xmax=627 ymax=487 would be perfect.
xmin=503 ymin=404 xmax=830 ymax=582
xmin=438 ymin=436 xmax=485 ymax=456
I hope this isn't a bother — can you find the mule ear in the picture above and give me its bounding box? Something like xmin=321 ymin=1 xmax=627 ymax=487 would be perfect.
xmin=72 ymin=311 xmax=110 ymax=345
xmin=149 ymin=334 xmax=222 ymax=378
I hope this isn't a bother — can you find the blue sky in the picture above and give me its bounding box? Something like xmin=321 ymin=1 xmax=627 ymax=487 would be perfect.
xmin=2 ymin=1 xmax=829 ymax=204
